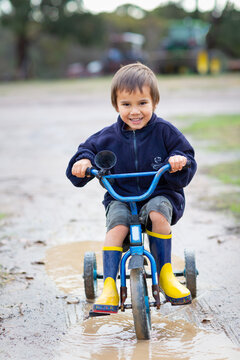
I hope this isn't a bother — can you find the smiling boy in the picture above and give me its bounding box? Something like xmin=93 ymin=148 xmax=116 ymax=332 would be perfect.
xmin=66 ymin=63 xmax=197 ymax=313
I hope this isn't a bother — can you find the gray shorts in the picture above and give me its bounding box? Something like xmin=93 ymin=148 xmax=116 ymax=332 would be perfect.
xmin=105 ymin=196 xmax=173 ymax=232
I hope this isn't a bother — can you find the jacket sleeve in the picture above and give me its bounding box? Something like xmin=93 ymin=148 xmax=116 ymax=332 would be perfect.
xmin=162 ymin=126 xmax=197 ymax=189
xmin=66 ymin=134 xmax=98 ymax=187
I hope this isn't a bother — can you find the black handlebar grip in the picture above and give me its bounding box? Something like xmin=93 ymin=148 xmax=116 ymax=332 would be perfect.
xmin=183 ymin=159 xmax=191 ymax=169
xmin=85 ymin=167 xmax=92 ymax=177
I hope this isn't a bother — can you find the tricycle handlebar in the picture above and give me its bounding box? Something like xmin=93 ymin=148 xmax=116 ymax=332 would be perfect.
xmin=88 ymin=164 xmax=172 ymax=203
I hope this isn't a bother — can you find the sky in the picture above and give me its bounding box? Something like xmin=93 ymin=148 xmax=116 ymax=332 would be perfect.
xmin=82 ymin=0 xmax=240 ymax=14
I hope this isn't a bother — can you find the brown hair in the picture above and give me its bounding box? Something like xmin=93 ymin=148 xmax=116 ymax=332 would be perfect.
xmin=111 ymin=62 xmax=160 ymax=110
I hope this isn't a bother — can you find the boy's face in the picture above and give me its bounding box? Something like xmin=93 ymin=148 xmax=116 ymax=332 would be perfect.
xmin=116 ymin=85 xmax=155 ymax=131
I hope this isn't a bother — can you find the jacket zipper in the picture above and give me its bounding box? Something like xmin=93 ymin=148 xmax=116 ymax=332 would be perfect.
xmin=133 ymin=131 xmax=141 ymax=193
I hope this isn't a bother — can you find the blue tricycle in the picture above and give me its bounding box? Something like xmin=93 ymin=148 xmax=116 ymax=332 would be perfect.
xmin=83 ymin=151 xmax=197 ymax=340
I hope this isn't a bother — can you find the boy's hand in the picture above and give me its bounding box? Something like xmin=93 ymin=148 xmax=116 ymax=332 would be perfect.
xmin=72 ymin=159 xmax=92 ymax=178
xmin=168 ymin=155 xmax=187 ymax=173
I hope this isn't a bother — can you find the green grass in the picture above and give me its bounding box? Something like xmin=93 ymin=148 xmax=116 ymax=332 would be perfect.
xmin=182 ymin=114 xmax=240 ymax=151
xmin=181 ymin=113 xmax=240 ymax=219
xmin=205 ymin=161 xmax=240 ymax=218
xmin=0 ymin=213 xmax=6 ymax=220
xmin=207 ymin=160 xmax=240 ymax=186
xmin=206 ymin=192 xmax=240 ymax=219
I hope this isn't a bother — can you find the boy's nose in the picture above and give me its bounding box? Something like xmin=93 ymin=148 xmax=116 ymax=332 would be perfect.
xmin=130 ymin=106 xmax=140 ymax=114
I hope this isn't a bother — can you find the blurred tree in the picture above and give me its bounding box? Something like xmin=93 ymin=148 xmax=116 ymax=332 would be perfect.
xmin=40 ymin=0 xmax=104 ymax=46
xmin=115 ymin=3 xmax=146 ymax=19
xmin=0 ymin=1 xmax=239 ymax=79
xmin=0 ymin=1 xmax=83 ymax=78
xmin=43 ymin=11 xmax=105 ymax=46
xmin=207 ymin=2 xmax=240 ymax=58
xmin=0 ymin=0 xmax=34 ymax=78
xmin=150 ymin=3 xmax=187 ymax=20
xmin=0 ymin=0 xmax=105 ymax=78
xmin=100 ymin=6 xmax=144 ymax=38
xmin=100 ymin=3 xmax=187 ymax=54
xmin=0 ymin=25 xmax=15 ymax=80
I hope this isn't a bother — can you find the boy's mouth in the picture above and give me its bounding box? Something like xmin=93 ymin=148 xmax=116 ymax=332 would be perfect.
xmin=129 ymin=117 xmax=143 ymax=124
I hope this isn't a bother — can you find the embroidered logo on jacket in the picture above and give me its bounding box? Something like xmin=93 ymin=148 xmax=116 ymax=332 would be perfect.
xmin=151 ymin=156 xmax=162 ymax=170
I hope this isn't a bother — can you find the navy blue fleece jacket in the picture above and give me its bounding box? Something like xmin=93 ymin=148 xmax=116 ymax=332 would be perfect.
xmin=66 ymin=113 xmax=197 ymax=225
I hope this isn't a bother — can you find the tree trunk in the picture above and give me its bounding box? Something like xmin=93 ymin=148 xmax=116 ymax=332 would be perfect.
xmin=15 ymin=33 xmax=30 ymax=79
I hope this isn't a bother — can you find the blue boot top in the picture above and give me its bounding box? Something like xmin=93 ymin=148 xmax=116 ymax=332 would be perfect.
xmin=147 ymin=230 xmax=191 ymax=305
xmin=93 ymin=246 xmax=122 ymax=314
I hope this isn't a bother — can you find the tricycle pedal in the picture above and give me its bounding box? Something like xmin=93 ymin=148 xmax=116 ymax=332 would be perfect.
xmin=88 ymin=309 xmax=111 ymax=317
xmin=174 ymin=270 xmax=184 ymax=277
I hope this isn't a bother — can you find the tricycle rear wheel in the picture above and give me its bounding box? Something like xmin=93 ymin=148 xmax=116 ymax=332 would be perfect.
xmin=184 ymin=249 xmax=197 ymax=299
xmin=130 ymin=268 xmax=151 ymax=340
xmin=83 ymin=252 xmax=98 ymax=300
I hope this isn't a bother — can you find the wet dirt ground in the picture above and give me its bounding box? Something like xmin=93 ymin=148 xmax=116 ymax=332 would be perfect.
xmin=0 ymin=75 xmax=240 ymax=359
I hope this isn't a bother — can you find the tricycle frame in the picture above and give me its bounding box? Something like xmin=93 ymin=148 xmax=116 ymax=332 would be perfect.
xmin=90 ymin=164 xmax=172 ymax=312
xmin=85 ymin=157 xmax=197 ymax=339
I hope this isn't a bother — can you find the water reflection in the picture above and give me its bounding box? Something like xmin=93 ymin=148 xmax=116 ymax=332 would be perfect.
xmin=46 ymin=242 xmax=240 ymax=360
xmin=53 ymin=313 xmax=239 ymax=360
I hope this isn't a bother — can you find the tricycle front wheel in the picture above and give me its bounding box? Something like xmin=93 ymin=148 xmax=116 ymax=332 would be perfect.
xmin=83 ymin=252 xmax=98 ymax=300
xmin=130 ymin=268 xmax=151 ymax=340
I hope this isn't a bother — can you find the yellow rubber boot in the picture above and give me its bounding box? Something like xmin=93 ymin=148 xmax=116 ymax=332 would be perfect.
xmin=147 ymin=230 xmax=191 ymax=305
xmin=93 ymin=277 xmax=119 ymax=313
xmin=93 ymin=246 xmax=122 ymax=314
xmin=160 ymin=263 xmax=191 ymax=305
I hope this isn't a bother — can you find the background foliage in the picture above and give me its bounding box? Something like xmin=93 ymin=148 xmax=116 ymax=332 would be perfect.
xmin=0 ymin=0 xmax=239 ymax=79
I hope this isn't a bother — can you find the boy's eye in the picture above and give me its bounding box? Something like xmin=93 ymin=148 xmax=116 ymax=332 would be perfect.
xmin=140 ymin=101 xmax=147 ymax=105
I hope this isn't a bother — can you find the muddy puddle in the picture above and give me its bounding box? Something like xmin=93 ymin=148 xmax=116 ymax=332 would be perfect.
xmin=45 ymin=241 xmax=240 ymax=360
